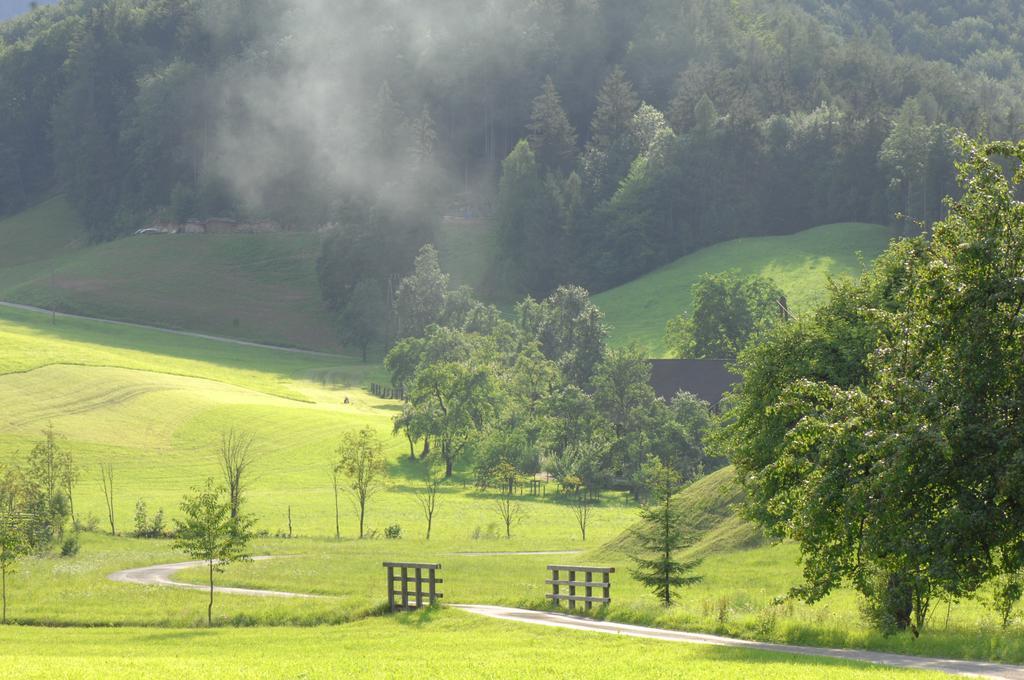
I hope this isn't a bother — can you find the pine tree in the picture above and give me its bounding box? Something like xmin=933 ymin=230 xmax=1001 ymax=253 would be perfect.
xmin=629 ymin=459 xmax=702 ymax=606
xmin=527 ymin=76 xmax=578 ymax=171
xmin=693 ymin=94 xmax=719 ymax=136
xmin=590 ymin=65 xmax=639 ymax=149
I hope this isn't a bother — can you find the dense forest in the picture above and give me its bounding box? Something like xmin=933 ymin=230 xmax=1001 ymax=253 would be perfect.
xmin=1 ymin=1 xmax=1022 ymax=300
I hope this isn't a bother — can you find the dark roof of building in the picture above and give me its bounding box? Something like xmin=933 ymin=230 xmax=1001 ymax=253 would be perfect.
xmin=648 ymin=359 xmax=740 ymax=405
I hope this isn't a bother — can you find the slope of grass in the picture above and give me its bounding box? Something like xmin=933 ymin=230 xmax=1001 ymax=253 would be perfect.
xmin=0 ymin=195 xmax=85 ymax=268
xmin=0 ymin=609 xmax=939 ymax=680
xmin=595 ymin=223 xmax=896 ymax=356
xmin=0 ymin=230 xmax=342 ymax=351
xmin=435 ymin=217 xmax=502 ymax=296
xmin=0 ymin=305 xmax=630 ymax=544
xmin=601 ymin=467 xmax=763 ymax=559
xmin=0 ymin=202 xmax=504 ymax=352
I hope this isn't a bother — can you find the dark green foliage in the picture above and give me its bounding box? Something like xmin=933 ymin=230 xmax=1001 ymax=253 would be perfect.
xmin=495 ymin=141 xmax=565 ymax=297
xmin=339 ymin=279 xmax=388 ymax=362
xmin=316 ymin=203 xmax=438 ymax=314
xmin=666 ymin=272 xmax=785 ymax=360
xmin=1 ymin=0 xmax=1017 ymax=287
xmin=59 ymin=533 xmax=79 ymax=557
xmin=717 ymin=137 xmax=1024 ymax=635
xmin=629 ymin=460 xmax=702 ymax=607
xmin=528 ymin=77 xmax=577 ymax=172
xmin=395 ymin=245 xmax=448 ymax=340
xmin=515 ymin=286 xmax=607 ymax=388
xmin=388 ymin=260 xmax=716 ymax=487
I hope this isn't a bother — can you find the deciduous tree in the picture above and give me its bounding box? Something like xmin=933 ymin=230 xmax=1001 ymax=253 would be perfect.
xmin=336 ymin=428 xmax=388 ymax=539
xmin=173 ymin=479 xmax=254 ymax=626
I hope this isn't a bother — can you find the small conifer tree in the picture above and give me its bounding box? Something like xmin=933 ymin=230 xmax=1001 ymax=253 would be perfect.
xmin=629 ymin=459 xmax=702 ymax=606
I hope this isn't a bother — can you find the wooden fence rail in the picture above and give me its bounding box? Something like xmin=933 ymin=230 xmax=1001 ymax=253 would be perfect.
xmin=384 ymin=561 xmax=442 ymax=612
xmin=546 ymin=565 xmax=614 ymax=611
xmin=370 ymin=383 xmax=405 ymax=401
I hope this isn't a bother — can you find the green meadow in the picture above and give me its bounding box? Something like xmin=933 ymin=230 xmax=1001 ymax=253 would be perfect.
xmin=0 ymin=305 xmax=1020 ymax=672
xmin=0 ymin=200 xmax=502 ymax=354
xmin=0 ymin=609 xmax=945 ymax=679
xmin=594 ymin=223 xmax=895 ymax=356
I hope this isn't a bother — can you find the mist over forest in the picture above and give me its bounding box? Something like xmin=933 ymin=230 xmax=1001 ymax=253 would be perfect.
xmin=1 ymin=0 xmax=1023 ymax=298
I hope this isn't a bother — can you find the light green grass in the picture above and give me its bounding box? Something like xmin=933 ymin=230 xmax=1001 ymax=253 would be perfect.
xmin=594 ymin=223 xmax=896 ymax=356
xmin=0 ymin=271 xmax=1020 ymax=667
xmin=0 ymin=306 xmax=631 ymax=544
xmin=0 ymin=609 xmax=940 ymax=680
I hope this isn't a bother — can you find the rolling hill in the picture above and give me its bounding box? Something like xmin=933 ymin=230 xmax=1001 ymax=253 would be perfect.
xmin=595 ymin=223 xmax=897 ymax=357
xmin=0 ymin=198 xmax=894 ymax=356
xmin=0 ymin=198 xmax=503 ymax=354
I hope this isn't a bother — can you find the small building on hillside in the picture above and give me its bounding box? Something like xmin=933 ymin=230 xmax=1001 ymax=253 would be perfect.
xmin=648 ymin=359 xmax=740 ymax=407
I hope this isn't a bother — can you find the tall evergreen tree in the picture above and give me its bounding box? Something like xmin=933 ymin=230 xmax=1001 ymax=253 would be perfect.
xmin=395 ymin=244 xmax=449 ymax=340
xmin=590 ymin=65 xmax=639 ymax=149
xmin=527 ymin=76 xmax=578 ymax=171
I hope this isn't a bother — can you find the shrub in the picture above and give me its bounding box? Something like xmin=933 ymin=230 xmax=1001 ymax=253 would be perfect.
xmin=75 ymin=513 xmax=100 ymax=533
xmin=384 ymin=524 xmax=402 ymax=539
xmin=61 ymin=534 xmax=80 ymax=557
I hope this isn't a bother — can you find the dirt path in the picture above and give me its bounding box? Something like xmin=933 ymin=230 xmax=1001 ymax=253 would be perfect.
xmin=452 ymin=605 xmax=1024 ymax=679
xmin=110 ymin=558 xmax=1024 ymax=678
xmin=0 ymin=301 xmax=342 ymax=358
xmin=108 ymin=556 xmax=325 ymax=599
xmin=451 ymin=550 xmax=583 ymax=557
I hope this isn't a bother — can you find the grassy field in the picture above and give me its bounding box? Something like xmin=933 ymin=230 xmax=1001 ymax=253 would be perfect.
xmin=0 ymin=609 xmax=942 ymax=679
xmin=0 ymin=263 xmax=1021 ymax=673
xmin=0 ymin=200 xmax=502 ymax=353
xmin=594 ymin=223 xmax=896 ymax=356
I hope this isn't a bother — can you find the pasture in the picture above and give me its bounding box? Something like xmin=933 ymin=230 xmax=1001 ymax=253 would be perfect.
xmin=594 ymin=222 xmax=895 ymax=356
xmin=0 ymin=304 xmax=1021 ymax=672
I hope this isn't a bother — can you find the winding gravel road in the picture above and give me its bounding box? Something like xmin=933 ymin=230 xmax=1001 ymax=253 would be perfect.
xmin=109 ymin=558 xmax=1024 ymax=678
xmin=454 ymin=605 xmax=1024 ymax=679
xmin=108 ymin=556 xmax=325 ymax=599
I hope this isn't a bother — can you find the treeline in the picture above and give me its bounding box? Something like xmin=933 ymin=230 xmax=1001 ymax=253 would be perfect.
xmin=494 ymin=0 xmax=1024 ymax=294
xmin=1 ymin=1 xmax=1022 ymax=293
xmin=383 ymin=246 xmax=722 ymax=494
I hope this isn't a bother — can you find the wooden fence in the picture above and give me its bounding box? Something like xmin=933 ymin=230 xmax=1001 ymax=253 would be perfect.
xmin=546 ymin=565 xmax=614 ymax=611
xmin=384 ymin=561 xmax=442 ymax=612
xmin=369 ymin=383 xmax=405 ymax=401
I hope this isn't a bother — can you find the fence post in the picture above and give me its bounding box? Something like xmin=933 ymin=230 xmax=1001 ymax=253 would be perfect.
xmin=568 ymin=569 xmax=576 ymax=611
xmin=401 ymin=566 xmax=409 ymax=611
xmin=387 ymin=565 xmax=395 ymax=612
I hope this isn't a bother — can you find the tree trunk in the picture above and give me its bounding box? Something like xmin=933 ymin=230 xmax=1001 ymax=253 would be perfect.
xmin=333 ymin=485 xmax=340 ymax=539
xmin=2 ymin=564 xmax=6 ymax=624
xmin=408 ymin=435 xmax=416 ymax=461
xmin=208 ymin=561 xmax=214 ymax=626
xmin=359 ymin=503 xmax=365 ymax=539
xmin=421 ymin=437 xmax=430 ymax=459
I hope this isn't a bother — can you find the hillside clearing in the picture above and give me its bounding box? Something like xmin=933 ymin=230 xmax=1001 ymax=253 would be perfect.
xmin=594 ymin=223 xmax=896 ymax=356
